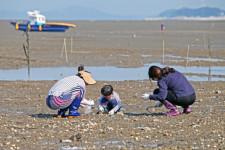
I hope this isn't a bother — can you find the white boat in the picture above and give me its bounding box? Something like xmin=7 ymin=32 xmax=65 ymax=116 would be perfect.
xmin=11 ymin=10 xmax=76 ymax=32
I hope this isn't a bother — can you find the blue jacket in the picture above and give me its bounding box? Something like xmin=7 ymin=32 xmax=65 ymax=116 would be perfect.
xmin=98 ymin=91 xmax=122 ymax=112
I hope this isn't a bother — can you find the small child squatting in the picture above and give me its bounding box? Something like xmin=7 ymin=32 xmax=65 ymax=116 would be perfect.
xmin=98 ymin=85 xmax=122 ymax=115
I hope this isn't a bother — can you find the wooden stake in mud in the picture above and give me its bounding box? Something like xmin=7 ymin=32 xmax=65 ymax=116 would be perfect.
xmin=208 ymin=39 xmax=212 ymax=81
xmin=61 ymin=38 xmax=68 ymax=63
xmin=208 ymin=39 xmax=212 ymax=61
xmin=162 ymin=40 xmax=165 ymax=63
xmin=23 ymin=29 xmax=30 ymax=80
xmin=203 ymin=32 xmax=206 ymax=50
xmin=71 ymin=36 xmax=73 ymax=53
xmin=185 ymin=44 xmax=190 ymax=69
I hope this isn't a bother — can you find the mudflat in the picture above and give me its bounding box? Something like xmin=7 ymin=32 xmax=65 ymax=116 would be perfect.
xmin=1 ymin=20 xmax=225 ymax=69
xmin=0 ymin=20 xmax=224 ymax=149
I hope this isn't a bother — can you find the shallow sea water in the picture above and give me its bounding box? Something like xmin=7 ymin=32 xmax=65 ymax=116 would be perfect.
xmin=0 ymin=63 xmax=224 ymax=81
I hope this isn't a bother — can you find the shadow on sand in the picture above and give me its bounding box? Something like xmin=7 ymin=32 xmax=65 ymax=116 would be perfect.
xmin=124 ymin=105 xmax=164 ymax=116
xmin=124 ymin=112 xmax=164 ymax=116
xmin=30 ymin=113 xmax=56 ymax=118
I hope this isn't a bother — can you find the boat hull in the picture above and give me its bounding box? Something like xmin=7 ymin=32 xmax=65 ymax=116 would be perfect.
xmin=10 ymin=22 xmax=74 ymax=32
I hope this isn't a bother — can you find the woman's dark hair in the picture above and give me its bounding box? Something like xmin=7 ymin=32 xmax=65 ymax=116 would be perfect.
xmin=148 ymin=66 xmax=175 ymax=80
xmin=77 ymin=64 xmax=84 ymax=78
xmin=77 ymin=65 xmax=92 ymax=85
xmin=78 ymin=64 xmax=84 ymax=72
xmin=101 ymin=85 xmax=113 ymax=96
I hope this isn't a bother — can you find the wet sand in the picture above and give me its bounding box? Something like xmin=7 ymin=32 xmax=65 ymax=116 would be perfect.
xmin=0 ymin=80 xmax=224 ymax=149
xmin=0 ymin=20 xmax=224 ymax=149
xmin=0 ymin=20 xmax=225 ymax=69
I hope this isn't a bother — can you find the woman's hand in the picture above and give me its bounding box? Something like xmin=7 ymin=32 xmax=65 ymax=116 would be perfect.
xmin=155 ymin=101 xmax=163 ymax=107
xmin=81 ymin=99 xmax=94 ymax=105
xmin=141 ymin=94 xmax=150 ymax=100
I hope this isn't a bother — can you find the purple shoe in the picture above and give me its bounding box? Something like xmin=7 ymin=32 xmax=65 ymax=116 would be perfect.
xmin=163 ymin=100 xmax=180 ymax=116
xmin=183 ymin=106 xmax=191 ymax=114
xmin=164 ymin=109 xmax=180 ymax=116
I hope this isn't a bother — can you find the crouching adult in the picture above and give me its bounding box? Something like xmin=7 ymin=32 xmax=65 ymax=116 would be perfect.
xmin=142 ymin=66 xmax=196 ymax=116
xmin=46 ymin=65 xmax=96 ymax=118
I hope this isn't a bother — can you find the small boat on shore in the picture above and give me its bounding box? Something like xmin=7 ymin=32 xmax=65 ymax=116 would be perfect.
xmin=10 ymin=10 xmax=76 ymax=32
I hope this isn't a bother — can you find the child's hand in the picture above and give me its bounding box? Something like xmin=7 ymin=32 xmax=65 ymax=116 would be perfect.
xmin=108 ymin=110 xmax=114 ymax=115
xmin=141 ymin=94 xmax=150 ymax=100
xmin=99 ymin=106 xmax=104 ymax=112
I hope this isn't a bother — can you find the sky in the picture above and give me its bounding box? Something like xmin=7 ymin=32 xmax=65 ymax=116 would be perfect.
xmin=1 ymin=0 xmax=225 ymax=16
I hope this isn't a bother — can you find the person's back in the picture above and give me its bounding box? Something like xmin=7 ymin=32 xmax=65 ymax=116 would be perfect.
xmin=47 ymin=75 xmax=85 ymax=97
xmin=160 ymin=70 xmax=195 ymax=97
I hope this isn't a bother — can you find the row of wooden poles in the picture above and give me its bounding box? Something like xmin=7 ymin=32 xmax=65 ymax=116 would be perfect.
xmin=162 ymin=39 xmax=212 ymax=63
xmin=23 ymin=30 xmax=73 ymax=79
xmin=23 ymin=31 xmax=212 ymax=80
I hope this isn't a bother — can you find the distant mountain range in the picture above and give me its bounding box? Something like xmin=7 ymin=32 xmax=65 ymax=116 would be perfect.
xmin=0 ymin=6 xmax=145 ymax=20
xmin=158 ymin=7 xmax=225 ymax=18
xmin=45 ymin=6 xmax=145 ymax=20
xmin=0 ymin=6 xmax=224 ymax=20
